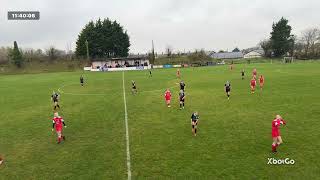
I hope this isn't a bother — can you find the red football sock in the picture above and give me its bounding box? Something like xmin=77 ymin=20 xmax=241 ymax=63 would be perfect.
xmin=272 ymin=144 xmax=277 ymax=152
xmin=58 ymin=137 xmax=61 ymax=143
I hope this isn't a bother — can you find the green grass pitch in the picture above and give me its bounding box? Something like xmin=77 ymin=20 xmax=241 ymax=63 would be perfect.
xmin=0 ymin=62 xmax=320 ymax=179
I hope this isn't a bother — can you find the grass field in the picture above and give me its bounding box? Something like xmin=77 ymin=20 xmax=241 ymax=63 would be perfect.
xmin=0 ymin=62 xmax=320 ymax=179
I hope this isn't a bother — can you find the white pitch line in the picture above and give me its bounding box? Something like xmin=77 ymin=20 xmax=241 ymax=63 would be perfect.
xmin=122 ymin=71 xmax=132 ymax=180
xmin=57 ymin=82 xmax=177 ymax=96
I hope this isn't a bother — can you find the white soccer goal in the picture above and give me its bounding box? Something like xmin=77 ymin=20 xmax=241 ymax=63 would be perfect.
xmin=283 ymin=56 xmax=294 ymax=63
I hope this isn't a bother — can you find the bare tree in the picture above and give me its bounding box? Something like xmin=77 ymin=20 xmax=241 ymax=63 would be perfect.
xmin=66 ymin=42 xmax=73 ymax=60
xmin=294 ymin=41 xmax=305 ymax=58
xmin=165 ymin=45 xmax=173 ymax=57
xmin=46 ymin=46 xmax=58 ymax=60
xmin=259 ymin=39 xmax=272 ymax=57
xmin=301 ymin=28 xmax=320 ymax=58
xmin=46 ymin=46 xmax=66 ymax=61
xmin=314 ymin=42 xmax=320 ymax=57
xmin=0 ymin=47 xmax=11 ymax=64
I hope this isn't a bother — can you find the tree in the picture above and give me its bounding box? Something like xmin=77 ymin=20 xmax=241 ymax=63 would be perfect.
xmin=165 ymin=45 xmax=173 ymax=57
xmin=232 ymin=47 xmax=240 ymax=52
xmin=270 ymin=17 xmax=293 ymax=57
xmin=45 ymin=46 xmax=66 ymax=61
xmin=10 ymin=41 xmax=23 ymax=68
xmin=0 ymin=47 xmax=11 ymax=65
xmin=22 ymin=48 xmax=45 ymax=62
xmin=46 ymin=46 xmax=58 ymax=61
xmin=76 ymin=18 xmax=130 ymax=59
xmin=149 ymin=40 xmax=155 ymax=64
xmin=288 ymin=35 xmax=296 ymax=57
xmin=188 ymin=50 xmax=210 ymax=62
xmin=315 ymin=42 xmax=320 ymax=57
xmin=259 ymin=39 xmax=273 ymax=57
xmin=301 ymin=28 xmax=320 ymax=58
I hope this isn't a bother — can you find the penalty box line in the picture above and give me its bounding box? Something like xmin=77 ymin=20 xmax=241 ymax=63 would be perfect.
xmin=122 ymin=71 xmax=132 ymax=180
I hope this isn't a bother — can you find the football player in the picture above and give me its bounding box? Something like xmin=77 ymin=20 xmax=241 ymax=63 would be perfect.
xmin=191 ymin=112 xmax=200 ymax=136
xmin=52 ymin=112 xmax=67 ymax=144
xmin=51 ymin=92 xmax=60 ymax=110
xmin=271 ymin=115 xmax=286 ymax=153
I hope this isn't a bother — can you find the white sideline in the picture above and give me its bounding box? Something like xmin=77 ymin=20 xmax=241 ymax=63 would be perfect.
xmin=122 ymin=71 xmax=132 ymax=180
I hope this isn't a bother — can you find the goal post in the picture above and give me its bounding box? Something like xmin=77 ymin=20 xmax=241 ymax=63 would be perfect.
xmin=283 ymin=56 xmax=294 ymax=63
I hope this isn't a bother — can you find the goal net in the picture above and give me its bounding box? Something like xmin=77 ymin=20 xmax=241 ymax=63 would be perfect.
xmin=283 ymin=56 xmax=294 ymax=63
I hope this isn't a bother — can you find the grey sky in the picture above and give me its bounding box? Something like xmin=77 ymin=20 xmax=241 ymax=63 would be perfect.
xmin=1 ymin=0 xmax=319 ymax=53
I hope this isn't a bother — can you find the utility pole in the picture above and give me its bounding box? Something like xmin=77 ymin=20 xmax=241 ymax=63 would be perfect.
xmin=151 ymin=40 xmax=155 ymax=64
xmin=85 ymin=40 xmax=89 ymax=60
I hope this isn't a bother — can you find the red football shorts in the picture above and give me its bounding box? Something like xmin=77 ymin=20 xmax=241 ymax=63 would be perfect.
xmin=55 ymin=126 xmax=62 ymax=132
xmin=272 ymin=130 xmax=280 ymax=137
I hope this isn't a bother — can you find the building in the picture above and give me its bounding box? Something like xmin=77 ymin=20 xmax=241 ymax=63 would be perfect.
xmin=210 ymin=52 xmax=243 ymax=59
xmin=91 ymin=56 xmax=149 ymax=69
xmin=243 ymin=50 xmax=264 ymax=59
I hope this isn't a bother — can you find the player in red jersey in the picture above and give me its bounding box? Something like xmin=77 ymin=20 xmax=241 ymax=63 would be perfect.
xmin=259 ymin=75 xmax=264 ymax=90
xmin=252 ymin=68 xmax=257 ymax=79
xmin=250 ymin=78 xmax=256 ymax=94
xmin=271 ymin=115 xmax=286 ymax=153
xmin=177 ymin=68 xmax=181 ymax=78
xmin=164 ymin=89 xmax=172 ymax=107
xmin=52 ymin=112 xmax=67 ymax=144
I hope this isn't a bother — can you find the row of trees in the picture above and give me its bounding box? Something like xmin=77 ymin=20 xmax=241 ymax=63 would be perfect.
xmin=295 ymin=28 xmax=320 ymax=59
xmin=0 ymin=42 xmax=75 ymax=67
xmin=260 ymin=17 xmax=320 ymax=59
xmin=2 ymin=17 xmax=319 ymax=69
xmin=1 ymin=18 xmax=131 ymax=68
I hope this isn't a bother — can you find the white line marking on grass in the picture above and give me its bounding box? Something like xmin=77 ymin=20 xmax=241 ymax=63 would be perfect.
xmin=122 ymin=71 xmax=132 ymax=180
xmin=61 ymin=92 xmax=108 ymax=96
xmin=57 ymin=84 xmax=65 ymax=94
xmin=57 ymin=82 xmax=177 ymax=96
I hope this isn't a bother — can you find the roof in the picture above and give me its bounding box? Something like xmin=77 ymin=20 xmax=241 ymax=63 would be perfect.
xmin=210 ymin=52 xmax=243 ymax=59
xmin=244 ymin=50 xmax=264 ymax=55
xmin=253 ymin=49 xmax=264 ymax=55
xmin=242 ymin=48 xmax=264 ymax=55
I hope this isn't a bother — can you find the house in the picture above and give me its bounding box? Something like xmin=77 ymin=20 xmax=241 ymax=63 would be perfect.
xmin=243 ymin=50 xmax=264 ymax=59
xmin=210 ymin=52 xmax=243 ymax=59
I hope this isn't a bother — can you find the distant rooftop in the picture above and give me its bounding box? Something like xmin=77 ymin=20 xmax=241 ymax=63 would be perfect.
xmin=210 ymin=52 xmax=243 ymax=59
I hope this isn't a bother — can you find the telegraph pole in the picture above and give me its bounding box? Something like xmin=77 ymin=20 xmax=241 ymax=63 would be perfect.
xmin=152 ymin=40 xmax=155 ymax=64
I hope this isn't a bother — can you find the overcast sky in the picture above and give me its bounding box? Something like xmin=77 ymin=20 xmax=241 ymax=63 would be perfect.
xmin=0 ymin=0 xmax=319 ymax=53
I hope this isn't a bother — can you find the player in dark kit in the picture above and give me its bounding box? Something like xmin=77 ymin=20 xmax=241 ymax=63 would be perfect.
xmin=241 ymin=69 xmax=245 ymax=80
xmin=149 ymin=70 xmax=152 ymax=77
xmin=80 ymin=75 xmax=84 ymax=86
xmin=180 ymin=80 xmax=186 ymax=91
xmin=179 ymin=90 xmax=186 ymax=109
xmin=191 ymin=112 xmax=199 ymax=136
xmin=51 ymin=92 xmax=60 ymax=110
xmin=225 ymin=81 xmax=231 ymax=100
xmin=132 ymin=80 xmax=137 ymax=94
